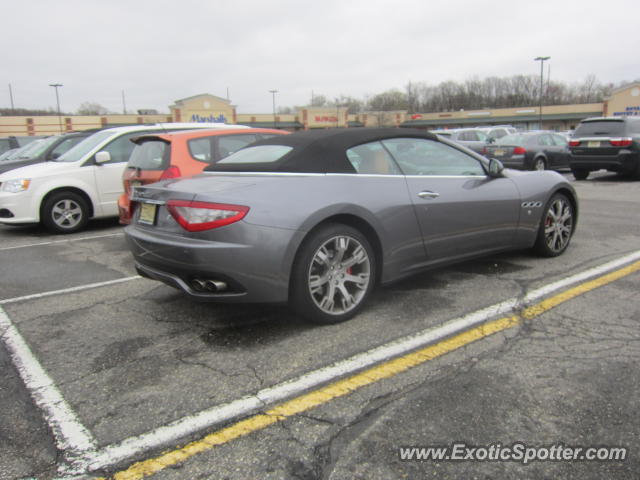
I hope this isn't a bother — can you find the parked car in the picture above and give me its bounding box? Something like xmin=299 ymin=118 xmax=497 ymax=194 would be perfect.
xmin=484 ymin=131 xmax=570 ymax=171
xmin=125 ymin=128 xmax=577 ymax=324
xmin=0 ymin=130 xmax=101 ymax=175
xmin=119 ymin=128 xmax=287 ymax=224
xmin=568 ymin=117 xmax=640 ymax=180
xmin=429 ymin=128 xmax=489 ymax=154
xmin=482 ymin=126 xmax=517 ymax=142
xmin=0 ymin=123 xmax=250 ymax=233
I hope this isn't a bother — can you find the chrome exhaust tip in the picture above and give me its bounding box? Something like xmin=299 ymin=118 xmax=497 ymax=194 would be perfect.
xmin=191 ymin=279 xmax=207 ymax=292
xmin=205 ymin=280 xmax=227 ymax=292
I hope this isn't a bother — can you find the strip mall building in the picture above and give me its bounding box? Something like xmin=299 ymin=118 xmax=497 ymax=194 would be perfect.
xmin=1 ymin=83 xmax=639 ymax=137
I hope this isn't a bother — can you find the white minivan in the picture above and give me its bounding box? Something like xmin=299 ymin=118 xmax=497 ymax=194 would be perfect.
xmin=0 ymin=123 xmax=248 ymax=233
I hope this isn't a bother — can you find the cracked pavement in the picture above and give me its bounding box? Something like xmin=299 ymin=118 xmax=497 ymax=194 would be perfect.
xmin=0 ymin=172 xmax=639 ymax=479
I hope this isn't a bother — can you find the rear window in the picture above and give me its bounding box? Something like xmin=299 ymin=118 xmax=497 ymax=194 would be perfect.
xmin=496 ymin=134 xmax=525 ymax=146
xmin=127 ymin=140 xmax=170 ymax=170
xmin=575 ymin=120 xmax=626 ymax=136
xmin=215 ymin=145 xmax=293 ymax=165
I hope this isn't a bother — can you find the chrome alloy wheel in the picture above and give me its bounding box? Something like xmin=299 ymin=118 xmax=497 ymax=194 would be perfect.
xmin=51 ymin=199 xmax=83 ymax=229
xmin=307 ymin=235 xmax=371 ymax=316
xmin=544 ymin=197 xmax=573 ymax=253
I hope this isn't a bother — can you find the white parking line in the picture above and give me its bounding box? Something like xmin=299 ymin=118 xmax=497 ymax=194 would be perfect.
xmin=0 ymin=276 xmax=141 ymax=305
xmin=79 ymin=249 xmax=640 ymax=473
xmin=0 ymin=305 xmax=97 ymax=459
xmin=0 ymin=232 xmax=123 ymax=252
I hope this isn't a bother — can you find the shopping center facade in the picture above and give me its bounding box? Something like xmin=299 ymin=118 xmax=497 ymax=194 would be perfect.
xmin=1 ymin=83 xmax=639 ymax=137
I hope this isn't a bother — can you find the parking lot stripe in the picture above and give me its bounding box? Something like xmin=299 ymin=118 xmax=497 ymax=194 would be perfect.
xmin=0 ymin=276 xmax=141 ymax=305
xmin=86 ymin=251 xmax=640 ymax=478
xmin=0 ymin=232 xmax=123 ymax=252
xmin=0 ymin=305 xmax=97 ymax=457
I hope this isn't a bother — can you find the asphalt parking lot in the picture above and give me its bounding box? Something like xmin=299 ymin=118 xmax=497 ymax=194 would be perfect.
xmin=1 ymin=171 xmax=639 ymax=480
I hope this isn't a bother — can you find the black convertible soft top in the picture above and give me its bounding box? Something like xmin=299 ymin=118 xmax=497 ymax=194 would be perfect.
xmin=205 ymin=128 xmax=438 ymax=173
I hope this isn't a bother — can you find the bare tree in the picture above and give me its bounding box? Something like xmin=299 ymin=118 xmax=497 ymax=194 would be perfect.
xmin=77 ymin=102 xmax=110 ymax=115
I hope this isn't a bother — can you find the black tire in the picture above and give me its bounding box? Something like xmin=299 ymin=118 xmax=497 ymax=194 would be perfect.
xmin=571 ymin=168 xmax=589 ymax=180
xmin=41 ymin=191 xmax=89 ymax=234
xmin=290 ymin=223 xmax=376 ymax=324
xmin=532 ymin=157 xmax=546 ymax=171
xmin=533 ymin=193 xmax=575 ymax=257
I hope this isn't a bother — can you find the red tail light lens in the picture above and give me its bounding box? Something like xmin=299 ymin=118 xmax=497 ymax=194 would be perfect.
xmin=513 ymin=146 xmax=526 ymax=155
xmin=609 ymin=137 xmax=633 ymax=147
xmin=160 ymin=165 xmax=182 ymax=180
xmin=167 ymin=200 xmax=249 ymax=232
xmin=568 ymin=139 xmax=581 ymax=147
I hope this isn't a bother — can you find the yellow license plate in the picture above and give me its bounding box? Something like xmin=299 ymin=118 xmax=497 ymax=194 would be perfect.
xmin=138 ymin=203 xmax=157 ymax=225
xmin=587 ymin=141 xmax=600 ymax=148
xmin=494 ymin=149 xmax=505 ymax=156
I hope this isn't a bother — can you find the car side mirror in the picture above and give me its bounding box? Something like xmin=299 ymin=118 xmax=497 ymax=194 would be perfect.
xmin=95 ymin=151 xmax=111 ymax=164
xmin=488 ymin=158 xmax=504 ymax=177
xmin=487 ymin=137 xmax=496 ymax=144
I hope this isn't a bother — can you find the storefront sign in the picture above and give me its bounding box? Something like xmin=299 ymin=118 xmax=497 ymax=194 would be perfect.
xmin=191 ymin=113 xmax=227 ymax=123
xmin=613 ymin=106 xmax=640 ymax=117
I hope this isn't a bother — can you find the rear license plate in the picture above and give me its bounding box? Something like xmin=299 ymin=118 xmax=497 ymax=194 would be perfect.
xmin=587 ymin=141 xmax=600 ymax=148
xmin=494 ymin=149 xmax=505 ymax=156
xmin=138 ymin=202 xmax=157 ymax=225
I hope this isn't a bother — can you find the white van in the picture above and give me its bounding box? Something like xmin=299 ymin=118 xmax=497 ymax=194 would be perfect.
xmin=0 ymin=123 xmax=248 ymax=233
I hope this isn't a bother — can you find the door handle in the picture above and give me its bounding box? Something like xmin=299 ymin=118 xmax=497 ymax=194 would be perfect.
xmin=418 ymin=191 xmax=440 ymax=199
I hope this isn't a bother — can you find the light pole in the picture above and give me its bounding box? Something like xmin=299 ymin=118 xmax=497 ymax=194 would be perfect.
xmin=269 ymin=89 xmax=278 ymax=129
xmin=534 ymin=56 xmax=550 ymax=129
xmin=49 ymin=83 xmax=63 ymax=133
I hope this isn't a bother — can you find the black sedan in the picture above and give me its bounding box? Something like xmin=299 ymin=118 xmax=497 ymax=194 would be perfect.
xmin=484 ymin=131 xmax=570 ymax=171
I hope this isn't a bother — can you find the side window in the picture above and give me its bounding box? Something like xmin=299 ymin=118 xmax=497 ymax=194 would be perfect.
xmin=458 ymin=131 xmax=472 ymax=141
xmin=552 ymin=134 xmax=567 ymax=147
xmin=539 ymin=135 xmax=554 ymax=147
xmin=217 ymin=134 xmax=259 ymax=160
xmin=96 ymin=132 xmax=140 ymax=164
xmin=346 ymin=141 xmax=401 ymax=175
xmin=382 ymin=138 xmax=486 ymax=176
xmin=188 ymin=137 xmax=213 ymax=163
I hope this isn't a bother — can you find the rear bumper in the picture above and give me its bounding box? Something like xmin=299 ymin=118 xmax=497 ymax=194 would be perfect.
xmin=125 ymin=223 xmax=304 ymax=304
xmin=568 ymin=151 xmax=638 ymax=172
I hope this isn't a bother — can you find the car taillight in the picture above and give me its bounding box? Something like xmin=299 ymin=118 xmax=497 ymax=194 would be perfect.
xmin=481 ymin=146 xmax=487 ymax=154
xmin=568 ymin=139 xmax=581 ymax=147
xmin=167 ymin=200 xmax=249 ymax=232
xmin=160 ymin=165 xmax=182 ymax=180
xmin=513 ymin=146 xmax=526 ymax=154
xmin=609 ymin=137 xmax=633 ymax=147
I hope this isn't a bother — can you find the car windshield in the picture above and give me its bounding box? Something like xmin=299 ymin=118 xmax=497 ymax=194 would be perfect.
xmin=12 ymin=135 xmax=59 ymax=159
xmin=575 ymin=120 xmax=626 ymax=136
xmin=215 ymin=145 xmax=293 ymax=165
xmin=0 ymin=144 xmax=32 ymax=162
xmin=55 ymin=130 xmax=114 ymax=162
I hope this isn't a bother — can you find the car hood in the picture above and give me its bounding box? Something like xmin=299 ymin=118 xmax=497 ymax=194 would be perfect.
xmin=0 ymin=160 xmax=82 ymax=181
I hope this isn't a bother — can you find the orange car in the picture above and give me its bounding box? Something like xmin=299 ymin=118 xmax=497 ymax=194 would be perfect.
xmin=118 ymin=128 xmax=287 ymax=224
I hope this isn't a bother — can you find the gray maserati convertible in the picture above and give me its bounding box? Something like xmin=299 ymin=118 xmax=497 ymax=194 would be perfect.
xmin=125 ymin=128 xmax=577 ymax=324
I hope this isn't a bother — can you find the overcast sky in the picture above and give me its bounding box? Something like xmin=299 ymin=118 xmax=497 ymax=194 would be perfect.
xmin=2 ymin=0 xmax=638 ymax=115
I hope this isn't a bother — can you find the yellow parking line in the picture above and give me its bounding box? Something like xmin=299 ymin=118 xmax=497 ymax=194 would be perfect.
xmin=108 ymin=260 xmax=640 ymax=480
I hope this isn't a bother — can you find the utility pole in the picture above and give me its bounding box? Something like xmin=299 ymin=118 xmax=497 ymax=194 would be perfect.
xmin=122 ymin=90 xmax=127 ymax=114
xmin=534 ymin=56 xmax=550 ymax=129
xmin=8 ymin=84 xmax=15 ymax=112
xmin=269 ymin=89 xmax=278 ymax=129
xmin=49 ymin=83 xmax=63 ymax=133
